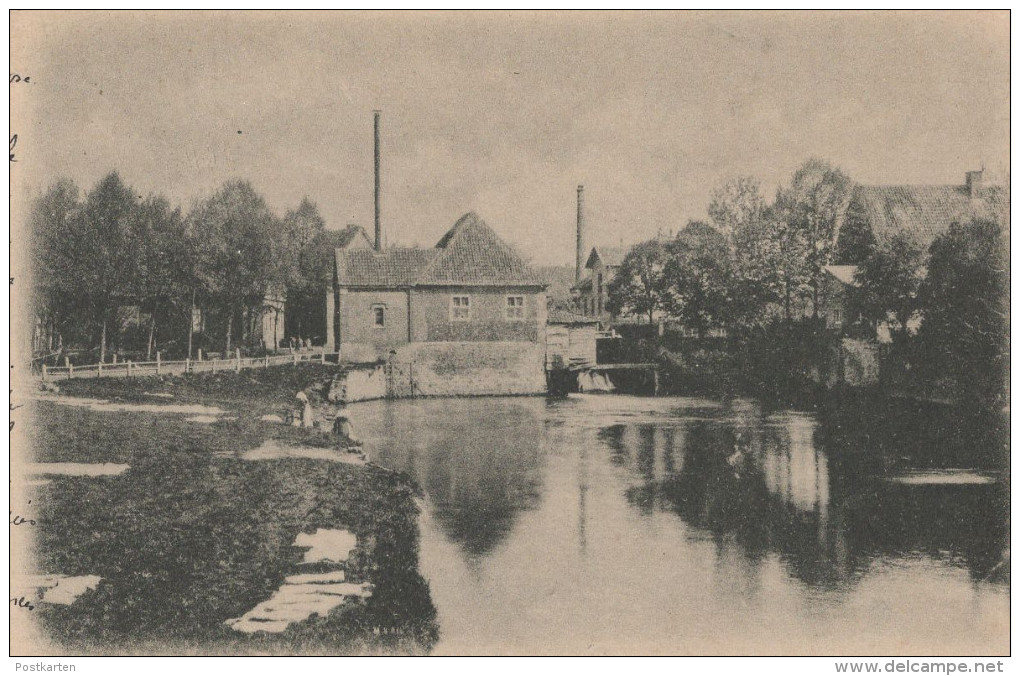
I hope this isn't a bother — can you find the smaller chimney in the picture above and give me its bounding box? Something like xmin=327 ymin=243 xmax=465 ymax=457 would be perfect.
xmin=373 ymin=110 xmax=382 ymax=252
xmin=575 ymin=185 xmax=586 ymax=283
xmin=966 ymin=170 xmax=983 ymax=199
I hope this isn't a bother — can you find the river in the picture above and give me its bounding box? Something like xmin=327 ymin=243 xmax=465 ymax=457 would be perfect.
xmin=348 ymin=394 xmax=1009 ymax=655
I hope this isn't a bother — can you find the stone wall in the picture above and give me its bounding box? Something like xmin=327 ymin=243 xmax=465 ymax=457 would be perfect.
xmin=392 ymin=341 xmax=547 ymax=397
xmin=332 ymin=340 xmax=548 ymax=401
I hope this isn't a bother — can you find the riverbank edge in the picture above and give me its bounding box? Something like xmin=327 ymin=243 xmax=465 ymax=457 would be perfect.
xmin=18 ymin=366 xmax=440 ymax=655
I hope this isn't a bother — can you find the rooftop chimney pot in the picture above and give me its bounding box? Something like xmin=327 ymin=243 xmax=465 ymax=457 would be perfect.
xmin=374 ymin=110 xmax=382 ymax=252
xmin=575 ymin=185 xmax=586 ymax=284
xmin=966 ymin=170 xmax=983 ymax=199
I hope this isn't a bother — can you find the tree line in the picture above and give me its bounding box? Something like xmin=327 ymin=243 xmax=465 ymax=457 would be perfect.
xmin=607 ymin=159 xmax=854 ymax=333
xmin=607 ymin=158 xmax=1008 ymax=408
xmin=30 ymin=172 xmax=336 ymax=361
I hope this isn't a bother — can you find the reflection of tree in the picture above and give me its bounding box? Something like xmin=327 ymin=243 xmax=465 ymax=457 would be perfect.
xmin=614 ymin=405 xmax=1008 ymax=593
xmin=419 ymin=403 xmax=546 ymax=558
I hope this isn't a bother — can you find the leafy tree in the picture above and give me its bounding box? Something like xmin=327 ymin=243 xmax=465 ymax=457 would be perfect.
xmin=854 ymin=232 xmax=925 ymax=342
xmin=707 ymin=176 xmax=766 ymax=244
xmin=917 ymin=219 xmax=1008 ymax=409
xmin=133 ymin=196 xmax=190 ymax=358
xmin=662 ymin=221 xmax=733 ymax=338
xmin=29 ymin=179 xmax=82 ymax=352
xmin=775 ymin=159 xmax=852 ymax=317
xmin=34 ymin=173 xmax=142 ymax=362
xmin=280 ymin=198 xmax=329 ymax=339
xmin=189 ymin=180 xmax=283 ymax=353
xmin=606 ymin=238 xmax=668 ymax=324
xmin=732 ymin=205 xmax=810 ymax=325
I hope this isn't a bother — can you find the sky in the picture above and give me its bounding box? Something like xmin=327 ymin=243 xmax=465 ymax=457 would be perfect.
xmin=11 ymin=10 xmax=1010 ymax=266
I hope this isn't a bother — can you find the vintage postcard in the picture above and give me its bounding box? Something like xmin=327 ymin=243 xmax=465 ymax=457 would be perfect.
xmin=9 ymin=10 xmax=1009 ymax=659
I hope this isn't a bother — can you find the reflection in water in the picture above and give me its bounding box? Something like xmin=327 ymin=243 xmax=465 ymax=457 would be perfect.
xmin=371 ymin=399 xmax=545 ymax=558
xmin=350 ymin=395 xmax=1008 ymax=655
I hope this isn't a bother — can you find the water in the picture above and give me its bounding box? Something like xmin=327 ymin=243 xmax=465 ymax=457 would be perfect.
xmin=348 ymin=394 xmax=1009 ymax=655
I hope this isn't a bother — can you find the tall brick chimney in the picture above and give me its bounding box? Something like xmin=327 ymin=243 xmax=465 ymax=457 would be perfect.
xmin=575 ymin=185 xmax=586 ymax=283
xmin=374 ymin=110 xmax=382 ymax=252
xmin=966 ymin=169 xmax=984 ymax=199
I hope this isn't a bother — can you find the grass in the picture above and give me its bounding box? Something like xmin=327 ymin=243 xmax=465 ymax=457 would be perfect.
xmin=24 ymin=368 xmax=439 ymax=655
xmin=55 ymin=363 xmax=344 ymax=414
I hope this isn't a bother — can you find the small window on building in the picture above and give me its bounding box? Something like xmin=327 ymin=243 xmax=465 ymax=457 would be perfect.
xmin=832 ymin=308 xmax=842 ymax=325
xmin=451 ymin=295 xmax=471 ymax=321
xmin=372 ymin=304 xmax=386 ymax=328
xmin=506 ymin=295 xmax=525 ymax=320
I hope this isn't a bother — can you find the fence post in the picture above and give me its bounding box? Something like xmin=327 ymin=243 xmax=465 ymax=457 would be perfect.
xmin=235 ymin=348 xmax=241 ymax=372
xmin=197 ymin=349 xmax=203 ymax=362
xmin=293 ymin=353 xmax=298 ymax=366
xmin=185 ymin=358 xmax=190 ymax=374
xmin=112 ymin=354 xmax=118 ymax=364
xmin=98 ymin=360 xmax=103 ymax=376
xmin=156 ymin=351 xmax=161 ymax=375
xmin=320 ymin=351 xmax=325 ymax=364
xmin=127 ymin=361 xmax=132 ymax=378
xmin=41 ymin=364 xmax=47 ymax=381
xmin=67 ymin=358 xmax=74 ymax=379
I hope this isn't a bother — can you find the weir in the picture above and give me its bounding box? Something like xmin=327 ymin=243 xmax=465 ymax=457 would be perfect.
xmin=561 ymin=363 xmax=661 ymax=395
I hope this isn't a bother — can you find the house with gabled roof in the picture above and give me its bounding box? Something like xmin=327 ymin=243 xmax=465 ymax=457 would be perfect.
xmin=574 ymin=245 xmax=628 ymax=321
xmin=835 ymin=169 xmax=1009 ymax=265
xmin=328 ymin=212 xmax=548 ymax=362
xmin=820 ymin=169 xmax=1009 ymax=339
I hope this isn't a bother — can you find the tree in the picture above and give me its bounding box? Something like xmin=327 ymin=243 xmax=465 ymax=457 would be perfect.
xmin=731 ymin=205 xmax=810 ymax=325
xmin=279 ymin=198 xmax=328 ymax=340
xmin=707 ymin=176 xmax=766 ymax=245
xmin=606 ymin=238 xmax=668 ymax=324
xmin=661 ymin=221 xmax=733 ymax=338
xmin=29 ymin=179 xmax=82 ymax=352
xmin=854 ymin=232 xmax=925 ymax=342
xmin=189 ymin=180 xmax=282 ymax=353
xmin=916 ymin=219 xmax=1008 ymax=409
xmin=775 ymin=159 xmax=852 ymax=318
xmin=134 ymin=196 xmax=190 ymax=358
xmin=35 ymin=173 xmax=141 ymax=362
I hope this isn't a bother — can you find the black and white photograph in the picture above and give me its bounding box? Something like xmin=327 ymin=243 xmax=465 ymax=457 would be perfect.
xmin=8 ymin=10 xmax=1010 ymax=659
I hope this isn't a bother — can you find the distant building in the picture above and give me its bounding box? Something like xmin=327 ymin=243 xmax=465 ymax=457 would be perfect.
xmin=817 ymin=265 xmax=860 ymax=332
xmin=329 ymin=212 xmax=548 ymax=362
xmin=816 ymin=170 xmax=1008 ymax=341
xmin=836 ymin=169 xmax=1009 ymax=264
xmin=573 ymin=246 xmax=627 ymax=321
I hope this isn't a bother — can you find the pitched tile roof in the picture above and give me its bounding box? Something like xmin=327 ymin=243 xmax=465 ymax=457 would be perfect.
xmin=336 ymin=248 xmax=438 ymax=287
xmin=333 ymin=224 xmax=374 ymax=249
xmin=335 ymin=212 xmax=546 ymax=288
xmin=849 ymin=184 xmax=1009 ymax=249
xmin=585 ymin=246 xmax=628 ymax=269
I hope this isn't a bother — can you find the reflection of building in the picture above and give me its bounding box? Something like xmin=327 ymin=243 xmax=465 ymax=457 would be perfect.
xmin=760 ymin=413 xmax=829 ymax=519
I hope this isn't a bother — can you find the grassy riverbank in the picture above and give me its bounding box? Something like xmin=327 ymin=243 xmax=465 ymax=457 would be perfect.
xmin=23 ymin=369 xmax=438 ymax=655
xmin=54 ymin=363 xmax=343 ymax=415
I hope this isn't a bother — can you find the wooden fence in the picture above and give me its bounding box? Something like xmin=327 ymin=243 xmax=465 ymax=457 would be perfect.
xmin=40 ymin=349 xmax=342 ymax=382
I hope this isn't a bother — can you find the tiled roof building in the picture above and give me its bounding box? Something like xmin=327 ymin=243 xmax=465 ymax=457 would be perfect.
xmin=836 ymin=170 xmax=1008 ymax=264
xmin=328 ymin=212 xmax=548 ymax=362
